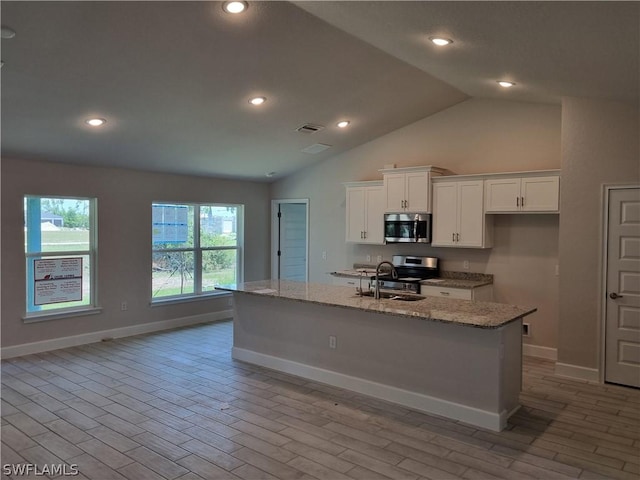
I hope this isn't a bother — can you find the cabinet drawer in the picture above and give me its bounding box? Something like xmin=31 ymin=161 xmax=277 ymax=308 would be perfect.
xmin=421 ymin=286 xmax=472 ymax=300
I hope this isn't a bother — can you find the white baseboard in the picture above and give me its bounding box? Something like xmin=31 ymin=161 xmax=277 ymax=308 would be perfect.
xmin=555 ymin=362 xmax=600 ymax=383
xmin=523 ymin=344 xmax=558 ymax=361
xmin=1 ymin=310 xmax=233 ymax=359
xmin=233 ymin=347 xmax=511 ymax=432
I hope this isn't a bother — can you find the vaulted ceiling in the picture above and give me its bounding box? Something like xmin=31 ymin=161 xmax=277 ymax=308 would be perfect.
xmin=1 ymin=1 xmax=637 ymax=181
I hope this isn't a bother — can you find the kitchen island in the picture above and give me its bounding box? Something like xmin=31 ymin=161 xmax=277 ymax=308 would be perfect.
xmin=216 ymin=280 xmax=536 ymax=431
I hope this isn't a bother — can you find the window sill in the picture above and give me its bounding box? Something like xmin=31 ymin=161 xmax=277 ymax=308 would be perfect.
xmin=150 ymin=290 xmax=231 ymax=307
xmin=23 ymin=307 xmax=103 ymax=324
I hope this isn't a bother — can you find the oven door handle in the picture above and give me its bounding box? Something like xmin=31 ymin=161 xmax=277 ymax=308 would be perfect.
xmin=413 ymin=219 xmax=418 ymax=241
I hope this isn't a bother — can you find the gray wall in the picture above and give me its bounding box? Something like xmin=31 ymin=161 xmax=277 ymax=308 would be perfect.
xmin=1 ymin=158 xmax=271 ymax=348
xmin=271 ymin=98 xmax=562 ymax=350
xmin=558 ymin=97 xmax=640 ymax=370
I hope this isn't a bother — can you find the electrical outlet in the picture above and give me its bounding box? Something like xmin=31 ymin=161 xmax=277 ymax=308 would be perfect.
xmin=227 ymin=297 xmax=233 ymax=307
xmin=366 ymin=254 xmax=371 ymax=262
xmin=463 ymin=260 xmax=469 ymax=270
xmin=329 ymin=335 xmax=337 ymax=349
xmin=376 ymin=255 xmax=382 ymax=263
xmin=121 ymin=301 xmax=128 ymax=311
xmin=555 ymin=264 xmax=560 ymax=276
xmin=522 ymin=323 xmax=530 ymax=336
xmin=322 ymin=251 xmax=327 ymax=260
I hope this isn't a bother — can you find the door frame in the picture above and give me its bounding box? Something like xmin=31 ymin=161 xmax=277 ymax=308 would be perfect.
xmin=271 ymin=199 xmax=309 ymax=282
xmin=599 ymin=183 xmax=640 ymax=383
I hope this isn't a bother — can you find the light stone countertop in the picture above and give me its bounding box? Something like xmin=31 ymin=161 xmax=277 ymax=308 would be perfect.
xmin=217 ymin=280 xmax=535 ymax=329
xmin=420 ymin=277 xmax=492 ymax=289
xmin=330 ymin=269 xmax=493 ymax=289
xmin=330 ymin=269 xmax=377 ymax=277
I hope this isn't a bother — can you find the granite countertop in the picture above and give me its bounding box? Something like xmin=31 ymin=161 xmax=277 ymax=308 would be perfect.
xmin=421 ymin=271 xmax=493 ymax=289
xmin=331 ymin=268 xmax=493 ymax=289
xmin=331 ymin=268 xmax=377 ymax=278
xmin=217 ymin=280 xmax=535 ymax=329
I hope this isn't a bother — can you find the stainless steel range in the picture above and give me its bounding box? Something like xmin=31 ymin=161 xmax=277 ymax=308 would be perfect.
xmin=371 ymin=255 xmax=439 ymax=294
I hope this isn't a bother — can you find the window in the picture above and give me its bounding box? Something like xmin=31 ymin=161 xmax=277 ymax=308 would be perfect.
xmin=24 ymin=196 xmax=97 ymax=317
xmin=151 ymin=203 xmax=242 ymax=300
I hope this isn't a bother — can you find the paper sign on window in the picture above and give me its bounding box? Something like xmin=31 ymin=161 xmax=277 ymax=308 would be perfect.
xmin=34 ymin=257 xmax=83 ymax=305
xmin=152 ymin=204 xmax=189 ymax=244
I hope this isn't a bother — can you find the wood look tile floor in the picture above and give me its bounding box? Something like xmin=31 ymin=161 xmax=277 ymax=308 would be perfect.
xmin=2 ymin=321 xmax=639 ymax=480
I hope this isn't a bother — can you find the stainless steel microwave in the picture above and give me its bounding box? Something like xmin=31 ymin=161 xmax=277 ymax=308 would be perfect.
xmin=384 ymin=213 xmax=431 ymax=243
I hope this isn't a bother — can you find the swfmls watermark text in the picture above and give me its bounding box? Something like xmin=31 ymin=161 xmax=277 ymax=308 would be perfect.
xmin=2 ymin=464 xmax=79 ymax=477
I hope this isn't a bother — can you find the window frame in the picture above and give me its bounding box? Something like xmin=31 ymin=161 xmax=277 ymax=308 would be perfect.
xmin=23 ymin=195 xmax=99 ymax=320
xmin=151 ymin=202 xmax=243 ymax=303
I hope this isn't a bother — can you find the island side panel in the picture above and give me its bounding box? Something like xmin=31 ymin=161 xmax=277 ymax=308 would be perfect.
xmin=500 ymin=318 xmax=523 ymax=417
xmin=231 ymin=292 xmax=520 ymax=431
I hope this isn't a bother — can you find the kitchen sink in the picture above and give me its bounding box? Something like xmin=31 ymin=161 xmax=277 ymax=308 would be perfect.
xmin=354 ymin=291 xmax=425 ymax=302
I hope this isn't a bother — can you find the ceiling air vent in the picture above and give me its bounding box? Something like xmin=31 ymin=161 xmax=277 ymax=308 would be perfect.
xmin=301 ymin=143 xmax=331 ymax=154
xmin=296 ymin=123 xmax=325 ymax=134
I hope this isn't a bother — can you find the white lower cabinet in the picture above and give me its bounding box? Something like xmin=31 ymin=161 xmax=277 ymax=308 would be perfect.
xmin=421 ymin=284 xmax=494 ymax=301
xmin=344 ymin=181 xmax=384 ymax=244
xmin=432 ymin=179 xmax=492 ymax=248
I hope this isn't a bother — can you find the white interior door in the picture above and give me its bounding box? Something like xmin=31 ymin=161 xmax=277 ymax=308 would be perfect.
xmin=272 ymin=200 xmax=308 ymax=282
xmin=605 ymin=186 xmax=640 ymax=387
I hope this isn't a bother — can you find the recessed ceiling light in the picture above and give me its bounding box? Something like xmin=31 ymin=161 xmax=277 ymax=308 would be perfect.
xmin=249 ymin=96 xmax=266 ymax=106
xmin=222 ymin=1 xmax=248 ymax=14
xmin=337 ymin=121 xmax=350 ymax=128
xmin=85 ymin=118 xmax=106 ymax=127
xmin=429 ymin=36 xmax=453 ymax=46
xmin=497 ymin=81 xmax=516 ymax=88
xmin=265 ymin=171 xmax=277 ymax=178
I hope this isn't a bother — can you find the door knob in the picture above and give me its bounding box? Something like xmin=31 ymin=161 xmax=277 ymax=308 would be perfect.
xmin=609 ymin=292 xmax=624 ymax=299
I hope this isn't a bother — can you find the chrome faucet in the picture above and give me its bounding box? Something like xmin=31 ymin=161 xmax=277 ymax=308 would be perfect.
xmin=374 ymin=261 xmax=398 ymax=299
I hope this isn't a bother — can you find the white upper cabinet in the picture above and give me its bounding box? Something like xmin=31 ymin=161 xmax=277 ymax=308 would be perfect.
xmin=485 ymin=171 xmax=560 ymax=213
xmin=432 ymin=178 xmax=492 ymax=248
xmin=383 ymin=173 xmax=408 ymax=212
xmin=344 ymin=181 xmax=384 ymax=244
xmin=520 ymin=176 xmax=560 ymax=212
xmin=380 ymin=166 xmax=446 ymax=213
xmin=483 ymin=178 xmax=521 ymax=212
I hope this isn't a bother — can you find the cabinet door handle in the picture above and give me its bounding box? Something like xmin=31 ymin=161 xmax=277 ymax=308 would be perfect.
xmin=521 ymin=196 xmax=525 ymax=207
xmin=364 ymin=231 xmax=367 ymax=239
xmin=516 ymin=197 xmax=519 ymax=207
xmin=456 ymin=233 xmax=460 ymax=242
xmin=360 ymin=231 xmax=364 ymax=239
xmin=452 ymin=233 xmax=455 ymax=242
xmin=440 ymin=291 xmax=450 ymax=296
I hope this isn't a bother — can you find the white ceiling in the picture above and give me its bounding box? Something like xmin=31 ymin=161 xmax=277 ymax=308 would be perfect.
xmin=297 ymin=1 xmax=639 ymax=105
xmin=1 ymin=1 xmax=637 ymax=182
